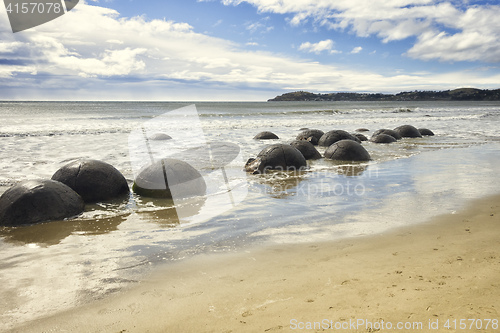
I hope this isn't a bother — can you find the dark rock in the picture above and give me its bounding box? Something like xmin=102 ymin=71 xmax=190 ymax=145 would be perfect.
xmin=356 ymin=128 xmax=370 ymax=132
xmin=297 ymin=136 xmax=318 ymax=145
xmin=371 ymin=134 xmax=397 ymax=144
xmin=394 ymin=125 xmax=422 ymax=138
xmin=0 ymin=180 xmax=85 ymax=227
xmin=245 ymin=144 xmax=307 ymax=174
xmin=290 ymin=140 xmax=322 ymax=160
xmin=296 ymin=129 xmax=324 ymax=145
xmin=352 ymin=133 xmax=368 ymax=142
xmin=133 ymin=158 xmax=206 ymax=199
xmin=52 ymin=159 xmax=130 ymax=203
xmin=372 ymin=129 xmax=402 ymax=140
xmin=418 ymin=128 xmax=435 ymax=136
xmin=324 ymin=140 xmax=371 ymax=161
xmin=149 ymin=133 xmax=172 ymax=140
xmin=318 ymin=130 xmax=361 ymax=147
xmin=254 ymin=131 xmax=279 ymax=140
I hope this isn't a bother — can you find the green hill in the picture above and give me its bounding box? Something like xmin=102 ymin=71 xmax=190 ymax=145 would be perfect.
xmin=268 ymin=88 xmax=500 ymax=102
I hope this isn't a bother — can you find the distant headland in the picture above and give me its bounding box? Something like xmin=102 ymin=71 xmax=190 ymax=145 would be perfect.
xmin=268 ymin=88 xmax=500 ymax=102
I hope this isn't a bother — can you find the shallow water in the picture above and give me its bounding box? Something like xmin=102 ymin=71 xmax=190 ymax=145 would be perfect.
xmin=0 ymin=101 xmax=499 ymax=329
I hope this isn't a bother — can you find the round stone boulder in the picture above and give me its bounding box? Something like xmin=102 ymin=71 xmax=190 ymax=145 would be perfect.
xmin=371 ymin=134 xmax=397 ymax=144
xmin=372 ymin=129 xmax=402 ymax=140
xmin=318 ymin=130 xmax=361 ymax=147
xmin=52 ymin=159 xmax=130 ymax=203
xmin=245 ymin=144 xmax=307 ymax=174
xmin=324 ymin=140 xmax=371 ymax=162
xmin=0 ymin=180 xmax=85 ymax=227
xmin=290 ymin=140 xmax=322 ymax=160
xmin=254 ymin=131 xmax=279 ymax=140
xmin=296 ymin=129 xmax=324 ymax=146
xmin=352 ymin=133 xmax=368 ymax=142
xmin=418 ymin=128 xmax=435 ymax=136
xmin=149 ymin=133 xmax=172 ymax=140
xmin=394 ymin=125 xmax=422 ymax=138
xmin=133 ymin=159 xmax=206 ymax=199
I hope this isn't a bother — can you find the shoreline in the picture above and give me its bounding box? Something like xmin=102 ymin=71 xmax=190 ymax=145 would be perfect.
xmin=12 ymin=193 xmax=500 ymax=333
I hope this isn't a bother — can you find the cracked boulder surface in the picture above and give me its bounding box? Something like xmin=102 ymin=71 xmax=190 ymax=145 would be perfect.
xmin=370 ymin=133 xmax=397 ymax=144
xmin=296 ymin=129 xmax=324 ymax=145
xmin=372 ymin=129 xmax=402 ymax=140
xmin=318 ymin=130 xmax=361 ymax=147
xmin=52 ymin=159 xmax=130 ymax=203
xmin=0 ymin=179 xmax=84 ymax=226
xmin=245 ymin=144 xmax=307 ymax=174
xmin=290 ymin=140 xmax=322 ymax=160
xmin=324 ymin=140 xmax=371 ymax=161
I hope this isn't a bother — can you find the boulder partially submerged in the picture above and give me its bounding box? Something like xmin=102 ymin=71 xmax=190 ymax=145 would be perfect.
xmin=245 ymin=144 xmax=307 ymax=174
xmin=324 ymin=140 xmax=371 ymax=162
xmin=296 ymin=129 xmax=324 ymax=145
xmin=0 ymin=180 xmax=84 ymax=227
xmin=371 ymin=134 xmax=397 ymax=144
xmin=52 ymin=159 xmax=129 ymax=203
xmin=372 ymin=129 xmax=402 ymax=140
xmin=318 ymin=130 xmax=361 ymax=147
xmin=133 ymin=159 xmax=206 ymax=199
xmin=394 ymin=125 xmax=422 ymax=138
xmin=254 ymin=131 xmax=279 ymax=140
xmin=290 ymin=140 xmax=322 ymax=160
xmin=418 ymin=128 xmax=435 ymax=136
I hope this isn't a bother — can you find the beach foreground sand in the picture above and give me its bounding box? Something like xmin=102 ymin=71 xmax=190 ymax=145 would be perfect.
xmin=13 ymin=194 xmax=500 ymax=333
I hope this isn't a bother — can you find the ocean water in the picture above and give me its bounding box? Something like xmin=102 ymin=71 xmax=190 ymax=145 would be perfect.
xmin=1 ymin=100 xmax=500 ymax=329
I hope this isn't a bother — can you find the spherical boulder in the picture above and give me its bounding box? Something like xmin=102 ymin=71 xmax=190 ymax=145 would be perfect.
xmin=149 ymin=133 xmax=172 ymax=140
xmin=245 ymin=144 xmax=307 ymax=174
xmin=133 ymin=159 xmax=206 ymax=199
xmin=290 ymin=140 xmax=322 ymax=160
xmin=352 ymin=133 xmax=368 ymax=142
xmin=254 ymin=131 xmax=279 ymax=140
xmin=52 ymin=159 xmax=130 ymax=203
xmin=372 ymin=129 xmax=402 ymax=140
xmin=0 ymin=180 xmax=85 ymax=227
xmin=296 ymin=129 xmax=324 ymax=146
xmin=394 ymin=125 xmax=422 ymax=138
xmin=371 ymin=134 xmax=397 ymax=144
xmin=418 ymin=128 xmax=435 ymax=136
xmin=318 ymin=130 xmax=361 ymax=147
xmin=324 ymin=140 xmax=371 ymax=162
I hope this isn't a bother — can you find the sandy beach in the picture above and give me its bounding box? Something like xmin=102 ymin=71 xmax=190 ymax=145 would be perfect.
xmin=10 ymin=193 xmax=499 ymax=333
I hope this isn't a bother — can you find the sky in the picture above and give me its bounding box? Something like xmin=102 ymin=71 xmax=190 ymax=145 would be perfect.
xmin=0 ymin=0 xmax=499 ymax=101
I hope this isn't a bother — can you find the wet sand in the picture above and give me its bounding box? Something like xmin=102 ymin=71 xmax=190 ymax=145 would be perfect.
xmin=11 ymin=194 xmax=500 ymax=333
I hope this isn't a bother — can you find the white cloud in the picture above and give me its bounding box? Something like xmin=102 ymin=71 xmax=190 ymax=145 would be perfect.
xmin=221 ymin=0 xmax=500 ymax=63
xmin=299 ymin=39 xmax=335 ymax=54
xmin=0 ymin=41 xmax=24 ymax=53
xmin=245 ymin=17 xmax=274 ymax=34
xmin=0 ymin=1 xmax=499 ymax=100
xmin=350 ymin=46 xmax=362 ymax=54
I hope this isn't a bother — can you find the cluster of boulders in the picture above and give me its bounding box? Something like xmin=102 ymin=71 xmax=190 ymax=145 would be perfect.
xmin=245 ymin=125 xmax=434 ymax=174
xmin=0 ymin=124 xmax=434 ymax=227
xmin=0 ymin=158 xmax=207 ymax=227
